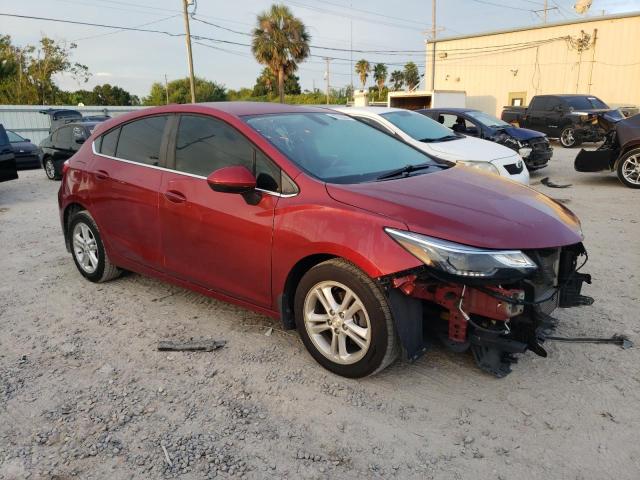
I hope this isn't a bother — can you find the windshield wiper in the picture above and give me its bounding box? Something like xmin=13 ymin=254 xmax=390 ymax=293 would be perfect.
xmin=420 ymin=135 xmax=459 ymax=143
xmin=376 ymin=162 xmax=439 ymax=181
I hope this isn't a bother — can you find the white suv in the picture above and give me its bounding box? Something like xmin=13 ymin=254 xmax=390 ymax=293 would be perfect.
xmin=329 ymin=106 xmax=529 ymax=185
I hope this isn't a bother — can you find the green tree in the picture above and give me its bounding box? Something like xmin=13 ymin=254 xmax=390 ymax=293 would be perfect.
xmin=390 ymin=70 xmax=404 ymax=91
xmin=403 ymin=62 xmax=420 ymax=91
xmin=143 ymin=77 xmax=226 ymax=105
xmin=253 ymin=67 xmax=301 ymax=97
xmin=91 ymin=84 xmax=139 ymax=105
xmin=373 ymin=63 xmax=387 ymax=98
xmin=355 ymin=59 xmax=370 ymax=90
xmin=251 ymin=4 xmax=310 ymax=103
xmin=0 ymin=35 xmax=89 ymax=105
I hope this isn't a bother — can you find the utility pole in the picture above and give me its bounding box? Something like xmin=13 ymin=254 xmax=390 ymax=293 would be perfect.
xmin=182 ymin=0 xmax=196 ymax=103
xmin=164 ymin=74 xmax=169 ymax=104
xmin=543 ymin=0 xmax=548 ymax=23
xmin=350 ymin=2 xmax=353 ymax=93
xmin=430 ymin=0 xmax=436 ymax=91
xmin=324 ymin=57 xmax=330 ymax=105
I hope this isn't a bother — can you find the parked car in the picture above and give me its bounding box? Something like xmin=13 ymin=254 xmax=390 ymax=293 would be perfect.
xmin=501 ymin=94 xmax=624 ymax=148
xmin=39 ymin=108 xmax=83 ymax=133
xmin=40 ymin=122 xmax=100 ymax=180
xmin=575 ymin=113 xmax=640 ymax=188
xmin=6 ymin=130 xmax=40 ymax=169
xmin=419 ymin=108 xmax=552 ymax=171
xmin=0 ymin=124 xmax=18 ymax=183
xmin=58 ymin=102 xmax=593 ymax=378
xmin=328 ymin=106 xmax=529 ymax=184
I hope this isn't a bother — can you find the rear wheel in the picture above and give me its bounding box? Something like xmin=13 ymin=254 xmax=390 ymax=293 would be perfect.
xmin=68 ymin=211 xmax=121 ymax=283
xmin=617 ymin=148 xmax=640 ymax=188
xmin=560 ymin=127 xmax=581 ymax=148
xmin=294 ymin=259 xmax=399 ymax=378
xmin=43 ymin=157 xmax=59 ymax=180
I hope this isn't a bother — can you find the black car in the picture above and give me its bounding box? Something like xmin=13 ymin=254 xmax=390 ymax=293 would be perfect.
xmin=39 ymin=122 xmax=100 ymax=180
xmin=420 ymin=108 xmax=553 ymax=171
xmin=7 ymin=130 xmax=40 ymax=169
xmin=501 ymin=94 xmax=624 ymax=148
xmin=0 ymin=124 xmax=18 ymax=183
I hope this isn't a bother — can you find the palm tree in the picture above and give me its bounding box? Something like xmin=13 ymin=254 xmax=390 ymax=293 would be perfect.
xmin=390 ymin=70 xmax=404 ymax=91
xmin=373 ymin=63 xmax=387 ymax=99
xmin=251 ymin=4 xmax=310 ymax=103
xmin=403 ymin=62 xmax=420 ymax=91
xmin=355 ymin=59 xmax=370 ymax=91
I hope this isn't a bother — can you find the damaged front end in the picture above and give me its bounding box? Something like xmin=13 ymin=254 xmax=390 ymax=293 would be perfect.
xmin=382 ymin=229 xmax=593 ymax=378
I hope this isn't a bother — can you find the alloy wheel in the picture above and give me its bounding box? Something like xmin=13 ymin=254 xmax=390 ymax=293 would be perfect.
xmin=72 ymin=222 xmax=99 ymax=274
xmin=303 ymin=281 xmax=371 ymax=365
xmin=561 ymin=128 xmax=575 ymax=147
xmin=45 ymin=158 xmax=56 ymax=179
xmin=621 ymin=154 xmax=640 ymax=185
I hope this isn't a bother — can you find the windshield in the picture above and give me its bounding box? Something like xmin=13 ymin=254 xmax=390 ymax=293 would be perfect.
xmin=244 ymin=112 xmax=444 ymax=184
xmin=7 ymin=130 xmax=25 ymax=142
xmin=566 ymin=96 xmax=608 ymax=110
xmin=380 ymin=110 xmax=456 ymax=141
xmin=466 ymin=111 xmax=510 ymax=128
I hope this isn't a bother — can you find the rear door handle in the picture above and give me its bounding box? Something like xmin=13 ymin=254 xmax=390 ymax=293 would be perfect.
xmin=164 ymin=190 xmax=186 ymax=204
xmin=95 ymin=169 xmax=109 ymax=180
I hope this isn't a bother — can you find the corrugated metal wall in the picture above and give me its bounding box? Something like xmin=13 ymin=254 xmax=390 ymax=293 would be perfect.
xmin=0 ymin=105 xmax=147 ymax=144
xmin=431 ymin=14 xmax=640 ymax=115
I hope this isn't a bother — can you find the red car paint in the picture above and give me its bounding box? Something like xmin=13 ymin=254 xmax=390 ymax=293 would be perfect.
xmin=58 ymin=102 xmax=583 ymax=323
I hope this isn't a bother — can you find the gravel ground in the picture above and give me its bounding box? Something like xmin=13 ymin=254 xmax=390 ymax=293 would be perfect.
xmin=1 ymin=143 xmax=639 ymax=480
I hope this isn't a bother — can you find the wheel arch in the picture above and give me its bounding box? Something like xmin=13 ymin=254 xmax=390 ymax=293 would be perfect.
xmin=278 ymin=253 xmax=338 ymax=329
xmin=62 ymin=202 xmax=88 ymax=252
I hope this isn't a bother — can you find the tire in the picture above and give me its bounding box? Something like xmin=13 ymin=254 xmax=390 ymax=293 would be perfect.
xmin=559 ymin=126 xmax=581 ymax=148
xmin=616 ymin=148 xmax=640 ymax=189
xmin=68 ymin=210 xmax=121 ymax=283
xmin=294 ymin=259 xmax=399 ymax=378
xmin=43 ymin=157 xmax=60 ymax=180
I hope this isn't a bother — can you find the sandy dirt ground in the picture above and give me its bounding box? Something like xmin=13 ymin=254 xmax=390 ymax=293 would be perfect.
xmin=1 ymin=143 xmax=639 ymax=480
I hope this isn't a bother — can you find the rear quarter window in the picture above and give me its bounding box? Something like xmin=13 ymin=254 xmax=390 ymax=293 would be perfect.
xmin=99 ymin=128 xmax=120 ymax=157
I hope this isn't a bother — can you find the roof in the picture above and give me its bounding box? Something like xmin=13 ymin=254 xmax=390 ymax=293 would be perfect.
xmin=420 ymin=107 xmax=477 ymax=113
xmin=326 ymin=106 xmax=405 ymax=115
xmin=435 ymin=11 xmax=640 ymax=43
xmin=197 ymin=101 xmax=329 ymax=116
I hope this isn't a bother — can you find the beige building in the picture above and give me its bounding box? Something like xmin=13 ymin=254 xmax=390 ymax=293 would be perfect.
xmin=428 ymin=12 xmax=640 ymax=115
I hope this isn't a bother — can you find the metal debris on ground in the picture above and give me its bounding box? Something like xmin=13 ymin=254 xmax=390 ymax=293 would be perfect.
xmin=545 ymin=334 xmax=633 ymax=349
xmin=264 ymin=327 xmax=273 ymax=337
xmin=541 ymin=177 xmax=572 ymax=188
xmin=157 ymin=339 xmax=226 ymax=352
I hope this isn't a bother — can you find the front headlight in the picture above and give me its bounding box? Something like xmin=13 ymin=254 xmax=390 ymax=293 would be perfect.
xmin=518 ymin=147 xmax=532 ymax=158
xmin=385 ymin=228 xmax=537 ymax=279
xmin=459 ymin=161 xmax=499 ymax=175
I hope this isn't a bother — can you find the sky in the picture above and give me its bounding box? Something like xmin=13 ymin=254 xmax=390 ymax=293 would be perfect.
xmin=1 ymin=0 xmax=639 ymax=99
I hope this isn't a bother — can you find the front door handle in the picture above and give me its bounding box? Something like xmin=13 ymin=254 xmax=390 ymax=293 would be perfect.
xmin=95 ymin=169 xmax=109 ymax=180
xmin=164 ymin=190 xmax=187 ymax=204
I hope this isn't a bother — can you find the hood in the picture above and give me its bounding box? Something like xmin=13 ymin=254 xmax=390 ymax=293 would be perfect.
xmin=11 ymin=141 xmax=37 ymax=153
xmin=494 ymin=126 xmax=545 ymax=141
xmin=424 ymin=135 xmax=517 ymax=162
xmin=325 ymin=166 xmax=583 ymax=250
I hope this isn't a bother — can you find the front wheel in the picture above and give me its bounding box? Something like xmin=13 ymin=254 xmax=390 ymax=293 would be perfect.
xmin=617 ymin=148 xmax=640 ymax=188
xmin=294 ymin=259 xmax=399 ymax=378
xmin=560 ymin=127 xmax=581 ymax=148
xmin=43 ymin=157 xmax=60 ymax=180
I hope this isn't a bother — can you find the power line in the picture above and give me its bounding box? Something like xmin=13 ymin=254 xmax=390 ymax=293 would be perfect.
xmin=465 ymin=0 xmax=534 ymax=12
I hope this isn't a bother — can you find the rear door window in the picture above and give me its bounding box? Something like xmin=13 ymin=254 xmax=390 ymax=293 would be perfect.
xmin=115 ymin=116 xmax=167 ymax=165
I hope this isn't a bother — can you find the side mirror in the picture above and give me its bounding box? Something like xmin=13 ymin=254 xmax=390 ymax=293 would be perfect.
xmin=24 ymin=138 xmax=31 ymax=142
xmin=206 ymin=165 xmax=256 ymax=194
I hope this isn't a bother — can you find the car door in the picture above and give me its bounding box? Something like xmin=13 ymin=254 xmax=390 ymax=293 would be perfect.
xmin=0 ymin=125 xmax=18 ymax=182
xmin=88 ymin=115 xmax=170 ymax=270
xmin=158 ymin=113 xmax=281 ymax=307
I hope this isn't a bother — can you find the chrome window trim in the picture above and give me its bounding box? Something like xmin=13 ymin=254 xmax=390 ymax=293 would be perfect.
xmin=91 ymin=140 xmax=298 ymax=198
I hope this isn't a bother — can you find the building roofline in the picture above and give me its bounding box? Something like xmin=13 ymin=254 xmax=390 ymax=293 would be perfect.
xmin=433 ymin=11 xmax=640 ymax=43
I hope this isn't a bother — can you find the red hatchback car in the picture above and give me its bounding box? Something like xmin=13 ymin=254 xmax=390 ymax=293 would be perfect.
xmin=58 ymin=102 xmax=593 ymax=378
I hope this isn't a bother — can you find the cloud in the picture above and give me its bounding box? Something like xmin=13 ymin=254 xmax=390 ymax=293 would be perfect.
xmin=95 ymin=72 xmax=113 ymax=77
